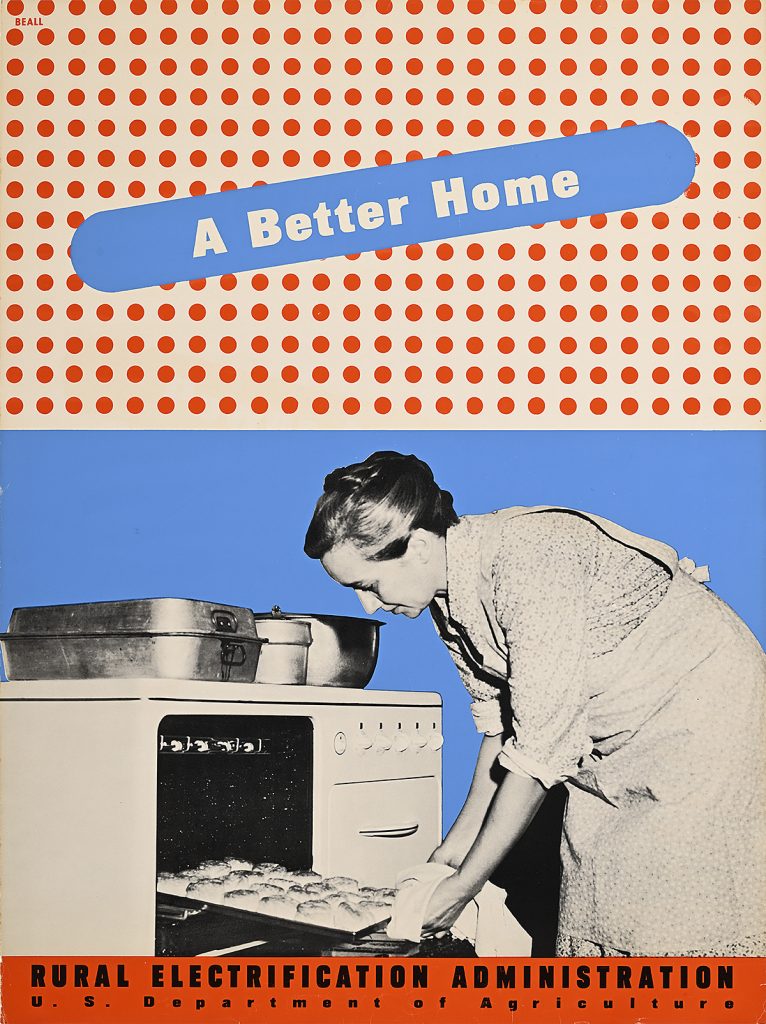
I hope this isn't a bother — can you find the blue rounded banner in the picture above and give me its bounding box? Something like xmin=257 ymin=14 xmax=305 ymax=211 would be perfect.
xmin=71 ymin=123 xmax=696 ymax=293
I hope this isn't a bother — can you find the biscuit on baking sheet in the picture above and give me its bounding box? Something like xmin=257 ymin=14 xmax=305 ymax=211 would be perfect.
xmin=223 ymin=889 xmax=263 ymax=911
xmin=251 ymin=882 xmax=285 ymax=898
xmin=324 ymin=892 xmax=355 ymax=909
xmin=223 ymin=870 xmax=262 ymax=888
xmin=303 ymin=880 xmax=334 ymax=895
xmin=295 ymin=898 xmax=333 ymax=926
xmin=332 ymin=901 xmax=367 ymax=931
xmin=185 ymin=878 xmax=228 ymax=900
xmin=253 ymin=862 xmax=285 ymax=874
xmin=263 ymin=877 xmax=294 ymax=890
xmin=224 ymin=857 xmax=254 ymax=871
xmin=355 ymin=899 xmax=388 ymax=927
xmin=195 ymin=860 xmax=231 ymax=878
xmin=258 ymin=894 xmax=300 ymax=919
xmin=336 ymin=891 xmax=365 ymax=905
xmin=286 ymin=871 xmax=322 ymax=884
xmin=157 ymin=872 xmax=198 ymax=897
xmin=325 ymin=876 xmax=359 ymax=891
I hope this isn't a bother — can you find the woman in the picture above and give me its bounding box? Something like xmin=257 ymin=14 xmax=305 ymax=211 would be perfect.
xmin=304 ymin=451 xmax=766 ymax=956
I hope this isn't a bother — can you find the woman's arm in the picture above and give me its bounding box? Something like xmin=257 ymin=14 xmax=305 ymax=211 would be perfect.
xmin=429 ymin=733 xmax=503 ymax=867
xmin=422 ymin=768 xmax=546 ymax=934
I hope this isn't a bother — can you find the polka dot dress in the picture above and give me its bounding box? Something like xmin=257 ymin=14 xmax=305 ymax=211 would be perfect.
xmin=431 ymin=507 xmax=766 ymax=954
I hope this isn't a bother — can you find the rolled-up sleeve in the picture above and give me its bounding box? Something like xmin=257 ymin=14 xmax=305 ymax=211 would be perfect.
xmin=491 ymin=513 xmax=596 ymax=788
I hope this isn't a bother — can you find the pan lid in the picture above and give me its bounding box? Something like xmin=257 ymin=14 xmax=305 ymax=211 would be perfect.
xmin=252 ymin=606 xmax=385 ymax=629
xmin=5 ymin=598 xmax=260 ymax=639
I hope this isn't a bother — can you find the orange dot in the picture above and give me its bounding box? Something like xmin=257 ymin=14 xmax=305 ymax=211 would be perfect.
xmin=277 ymin=394 xmax=301 ymax=416
xmin=619 ymin=397 xmax=638 ymax=416
xmin=744 ymin=304 xmax=761 ymax=323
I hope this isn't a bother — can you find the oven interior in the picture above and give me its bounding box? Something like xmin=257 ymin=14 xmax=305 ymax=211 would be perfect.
xmin=156 ymin=714 xmax=313 ymax=874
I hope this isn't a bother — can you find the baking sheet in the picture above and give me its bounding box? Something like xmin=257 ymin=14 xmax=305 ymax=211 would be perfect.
xmin=157 ymin=890 xmax=390 ymax=940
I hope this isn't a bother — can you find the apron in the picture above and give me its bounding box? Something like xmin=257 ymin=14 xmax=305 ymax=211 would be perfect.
xmin=467 ymin=506 xmax=766 ymax=953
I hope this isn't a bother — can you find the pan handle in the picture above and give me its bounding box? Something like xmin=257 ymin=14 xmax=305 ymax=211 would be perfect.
xmin=358 ymin=822 xmax=419 ymax=839
xmin=220 ymin=641 xmax=247 ymax=681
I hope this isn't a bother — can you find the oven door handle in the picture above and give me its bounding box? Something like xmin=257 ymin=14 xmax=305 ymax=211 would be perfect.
xmin=358 ymin=822 xmax=419 ymax=838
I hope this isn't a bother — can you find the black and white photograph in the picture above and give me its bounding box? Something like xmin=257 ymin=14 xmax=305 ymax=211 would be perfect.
xmin=2 ymin=431 xmax=764 ymax=962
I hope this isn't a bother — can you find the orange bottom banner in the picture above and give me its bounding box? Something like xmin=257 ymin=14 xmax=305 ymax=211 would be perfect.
xmin=2 ymin=957 xmax=765 ymax=1024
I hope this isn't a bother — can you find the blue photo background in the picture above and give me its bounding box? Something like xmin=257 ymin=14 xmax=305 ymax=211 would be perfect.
xmin=2 ymin=429 xmax=764 ymax=829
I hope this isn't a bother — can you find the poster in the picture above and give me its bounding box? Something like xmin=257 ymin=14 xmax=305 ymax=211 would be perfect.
xmin=1 ymin=0 xmax=764 ymax=1020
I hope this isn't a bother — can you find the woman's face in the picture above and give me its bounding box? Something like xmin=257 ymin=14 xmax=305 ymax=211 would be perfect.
xmin=320 ymin=530 xmax=446 ymax=618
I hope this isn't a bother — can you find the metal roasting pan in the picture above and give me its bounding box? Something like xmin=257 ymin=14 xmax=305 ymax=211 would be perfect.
xmin=1 ymin=599 xmax=264 ymax=682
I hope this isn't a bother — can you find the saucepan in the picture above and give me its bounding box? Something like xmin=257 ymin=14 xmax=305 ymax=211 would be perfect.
xmin=252 ymin=607 xmax=384 ymax=687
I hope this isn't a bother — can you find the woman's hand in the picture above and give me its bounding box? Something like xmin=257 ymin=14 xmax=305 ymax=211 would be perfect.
xmin=420 ymin=874 xmax=474 ymax=937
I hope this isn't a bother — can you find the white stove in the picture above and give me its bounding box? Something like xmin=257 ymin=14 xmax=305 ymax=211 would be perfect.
xmin=0 ymin=678 xmax=442 ymax=954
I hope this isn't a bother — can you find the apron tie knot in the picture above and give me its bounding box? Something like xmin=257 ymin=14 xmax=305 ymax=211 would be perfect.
xmin=678 ymin=556 xmax=710 ymax=583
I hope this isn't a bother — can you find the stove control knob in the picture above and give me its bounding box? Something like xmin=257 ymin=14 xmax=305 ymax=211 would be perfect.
xmin=374 ymin=733 xmax=392 ymax=752
xmin=393 ymin=731 xmax=410 ymax=752
xmin=427 ymin=731 xmax=444 ymax=751
xmin=353 ymin=731 xmax=374 ymax=753
xmin=333 ymin=732 xmax=347 ymax=755
xmin=412 ymin=732 xmax=428 ymax=750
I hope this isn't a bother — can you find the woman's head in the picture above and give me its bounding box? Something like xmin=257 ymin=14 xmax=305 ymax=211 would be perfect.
xmin=304 ymin=451 xmax=457 ymax=617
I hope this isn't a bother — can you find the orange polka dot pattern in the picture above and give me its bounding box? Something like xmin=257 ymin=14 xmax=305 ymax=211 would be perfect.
xmin=2 ymin=0 xmax=764 ymax=426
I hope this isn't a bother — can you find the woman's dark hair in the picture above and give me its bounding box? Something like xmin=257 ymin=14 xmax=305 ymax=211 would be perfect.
xmin=304 ymin=451 xmax=459 ymax=561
